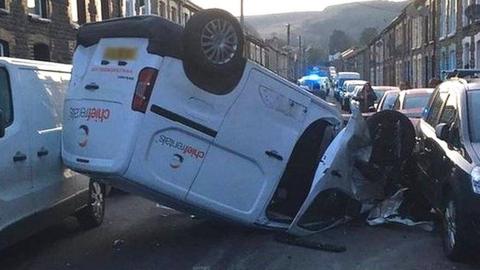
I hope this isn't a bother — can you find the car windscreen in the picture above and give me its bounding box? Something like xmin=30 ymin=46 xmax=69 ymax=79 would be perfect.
xmin=468 ymin=91 xmax=480 ymax=142
xmin=374 ymin=90 xmax=386 ymax=101
xmin=347 ymin=84 xmax=362 ymax=92
xmin=403 ymin=94 xmax=430 ymax=109
xmin=381 ymin=93 xmax=399 ymax=110
xmin=338 ymin=78 xmax=356 ymax=88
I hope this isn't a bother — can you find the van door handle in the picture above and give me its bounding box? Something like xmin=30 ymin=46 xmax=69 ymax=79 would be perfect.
xmin=85 ymin=83 xmax=99 ymax=90
xmin=13 ymin=152 xmax=27 ymax=162
xmin=37 ymin=148 xmax=49 ymax=157
xmin=265 ymin=150 xmax=284 ymax=161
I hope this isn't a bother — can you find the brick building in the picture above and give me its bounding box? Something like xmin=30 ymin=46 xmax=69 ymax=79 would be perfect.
xmin=337 ymin=0 xmax=480 ymax=88
xmin=0 ymin=0 xmax=201 ymax=63
xmin=0 ymin=0 xmax=299 ymax=80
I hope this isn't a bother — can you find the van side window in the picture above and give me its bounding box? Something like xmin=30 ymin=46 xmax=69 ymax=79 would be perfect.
xmin=0 ymin=68 xmax=13 ymax=126
xmin=426 ymin=91 xmax=448 ymax=126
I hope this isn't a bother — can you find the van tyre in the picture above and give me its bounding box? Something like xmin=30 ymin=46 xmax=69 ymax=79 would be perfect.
xmin=442 ymin=191 xmax=469 ymax=262
xmin=76 ymin=180 xmax=105 ymax=229
xmin=183 ymin=9 xmax=246 ymax=94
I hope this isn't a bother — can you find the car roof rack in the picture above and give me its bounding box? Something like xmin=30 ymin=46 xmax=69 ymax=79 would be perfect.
xmin=442 ymin=69 xmax=480 ymax=79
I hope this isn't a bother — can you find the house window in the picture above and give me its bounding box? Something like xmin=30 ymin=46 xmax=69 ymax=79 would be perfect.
xmin=184 ymin=12 xmax=189 ymax=24
xmin=139 ymin=0 xmax=151 ymax=15
xmin=74 ymin=0 xmax=86 ymax=24
xmin=450 ymin=48 xmax=457 ymax=69
xmin=101 ymin=0 xmax=110 ymax=20
xmin=0 ymin=40 xmax=9 ymax=57
xmin=0 ymin=0 xmax=6 ymax=9
xmin=124 ymin=0 xmax=136 ymax=16
xmin=476 ymin=41 xmax=480 ymax=68
xmin=159 ymin=1 xmax=166 ymax=17
xmin=463 ymin=0 xmax=472 ymax=26
xmin=33 ymin=43 xmax=50 ymax=61
xmin=440 ymin=0 xmax=446 ymax=38
xmin=171 ymin=7 xmax=177 ymax=22
xmin=27 ymin=0 xmax=49 ymax=18
xmin=464 ymin=42 xmax=471 ymax=68
xmin=448 ymin=0 xmax=457 ymax=35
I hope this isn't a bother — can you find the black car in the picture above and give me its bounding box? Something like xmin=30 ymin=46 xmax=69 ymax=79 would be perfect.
xmin=414 ymin=78 xmax=480 ymax=261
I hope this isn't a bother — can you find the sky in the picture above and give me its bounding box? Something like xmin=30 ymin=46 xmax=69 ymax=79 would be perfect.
xmin=193 ymin=0 xmax=406 ymax=16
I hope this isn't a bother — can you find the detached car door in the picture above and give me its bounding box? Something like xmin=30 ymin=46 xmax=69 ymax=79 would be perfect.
xmin=187 ymin=69 xmax=309 ymax=223
xmin=286 ymin=111 xmax=370 ymax=235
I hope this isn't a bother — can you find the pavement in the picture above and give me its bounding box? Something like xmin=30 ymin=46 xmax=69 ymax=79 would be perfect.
xmin=1 ymin=192 xmax=479 ymax=270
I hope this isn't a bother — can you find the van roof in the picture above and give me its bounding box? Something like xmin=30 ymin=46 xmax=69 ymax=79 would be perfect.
xmin=0 ymin=57 xmax=71 ymax=72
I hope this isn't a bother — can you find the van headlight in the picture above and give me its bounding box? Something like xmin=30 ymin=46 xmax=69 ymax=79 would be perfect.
xmin=471 ymin=167 xmax=480 ymax=194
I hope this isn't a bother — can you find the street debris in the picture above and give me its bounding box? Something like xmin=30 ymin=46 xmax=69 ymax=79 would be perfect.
xmin=367 ymin=188 xmax=434 ymax=232
xmin=293 ymin=109 xmax=433 ymax=233
xmin=275 ymin=234 xmax=346 ymax=253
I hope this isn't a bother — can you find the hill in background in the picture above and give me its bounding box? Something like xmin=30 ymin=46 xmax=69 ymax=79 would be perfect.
xmin=245 ymin=0 xmax=408 ymax=49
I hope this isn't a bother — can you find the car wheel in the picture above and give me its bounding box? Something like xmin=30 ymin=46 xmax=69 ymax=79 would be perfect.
xmin=442 ymin=192 xmax=469 ymax=261
xmin=76 ymin=180 xmax=105 ymax=229
xmin=183 ymin=9 xmax=246 ymax=94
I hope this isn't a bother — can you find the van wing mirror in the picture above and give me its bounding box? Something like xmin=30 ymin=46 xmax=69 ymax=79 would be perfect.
xmin=0 ymin=109 xmax=5 ymax=138
xmin=435 ymin=123 xmax=449 ymax=141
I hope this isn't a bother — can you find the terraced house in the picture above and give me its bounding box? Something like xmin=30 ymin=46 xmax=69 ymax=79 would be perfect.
xmin=0 ymin=0 xmax=200 ymax=63
xmin=0 ymin=0 xmax=299 ymax=80
xmin=341 ymin=0 xmax=480 ymax=88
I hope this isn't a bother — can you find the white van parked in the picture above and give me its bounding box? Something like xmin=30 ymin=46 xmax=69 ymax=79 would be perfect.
xmin=0 ymin=58 xmax=106 ymax=250
xmin=62 ymin=10 xmax=344 ymax=235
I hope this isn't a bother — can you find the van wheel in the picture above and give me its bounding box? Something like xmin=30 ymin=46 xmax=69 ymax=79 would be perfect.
xmin=76 ymin=180 xmax=105 ymax=229
xmin=442 ymin=192 xmax=469 ymax=261
xmin=183 ymin=9 xmax=246 ymax=93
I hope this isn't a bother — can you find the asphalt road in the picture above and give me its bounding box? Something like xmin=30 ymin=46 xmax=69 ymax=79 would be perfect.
xmin=1 ymin=192 xmax=479 ymax=270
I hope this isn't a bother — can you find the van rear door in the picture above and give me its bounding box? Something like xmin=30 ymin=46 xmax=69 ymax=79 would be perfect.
xmin=63 ymin=38 xmax=160 ymax=175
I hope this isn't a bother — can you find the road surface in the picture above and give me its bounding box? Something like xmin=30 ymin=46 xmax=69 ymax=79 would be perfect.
xmin=1 ymin=192 xmax=479 ymax=270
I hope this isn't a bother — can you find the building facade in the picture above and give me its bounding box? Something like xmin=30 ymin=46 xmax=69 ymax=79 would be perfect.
xmin=0 ymin=0 xmax=299 ymax=80
xmin=338 ymin=0 xmax=480 ymax=88
xmin=0 ymin=0 xmax=201 ymax=63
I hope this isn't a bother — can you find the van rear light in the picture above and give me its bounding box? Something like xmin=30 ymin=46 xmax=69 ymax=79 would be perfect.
xmin=132 ymin=68 xmax=158 ymax=113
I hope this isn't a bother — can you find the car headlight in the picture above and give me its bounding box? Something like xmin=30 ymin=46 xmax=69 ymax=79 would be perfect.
xmin=471 ymin=167 xmax=480 ymax=194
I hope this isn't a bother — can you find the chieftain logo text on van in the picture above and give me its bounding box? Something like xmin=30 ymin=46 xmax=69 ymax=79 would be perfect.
xmin=155 ymin=135 xmax=205 ymax=160
xmin=69 ymin=107 xmax=111 ymax=122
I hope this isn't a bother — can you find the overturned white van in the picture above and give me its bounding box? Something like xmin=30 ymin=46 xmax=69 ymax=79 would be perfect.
xmin=62 ymin=9 xmax=357 ymax=235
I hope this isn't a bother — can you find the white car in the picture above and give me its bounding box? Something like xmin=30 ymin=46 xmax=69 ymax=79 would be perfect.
xmin=341 ymin=80 xmax=367 ymax=111
xmin=62 ymin=10 xmax=352 ymax=235
xmin=0 ymin=58 xmax=105 ymax=250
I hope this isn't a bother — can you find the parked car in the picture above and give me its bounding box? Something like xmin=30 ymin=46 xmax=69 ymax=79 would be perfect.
xmin=62 ymin=10 xmax=344 ymax=235
xmin=350 ymin=86 xmax=399 ymax=111
xmin=393 ymin=88 xmax=434 ymax=118
xmin=340 ymin=80 xmax=367 ymax=112
xmin=372 ymin=86 xmax=401 ymax=107
xmin=414 ymin=78 xmax=480 ymax=261
xmin=334 ymin=72 xmax=361 ymax=100
xmin=0 ymin=58 xmax=106 ymax=250
xmin=376 ymin=89 xmax=401 ymax=111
